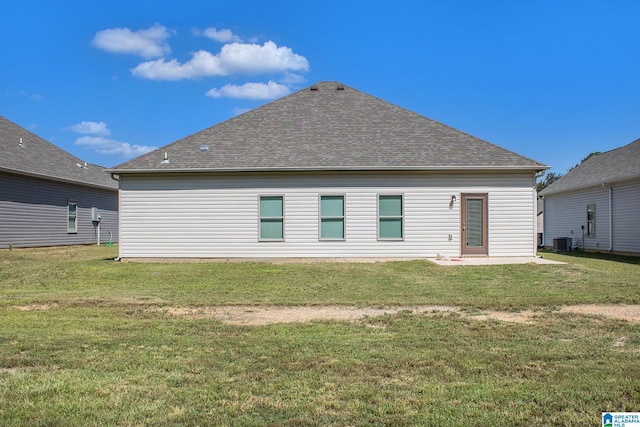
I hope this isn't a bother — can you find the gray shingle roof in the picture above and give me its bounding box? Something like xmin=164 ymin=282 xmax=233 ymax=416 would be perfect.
xmin=0 ymin=115 xmax=117 ymax=190
xmin=539 ymin=138 xmax=640 ymax=196
xmin=111 ymin=81 xmax=547 ymax=173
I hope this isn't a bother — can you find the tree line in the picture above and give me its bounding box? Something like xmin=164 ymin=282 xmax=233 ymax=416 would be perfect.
xmin=536 ymin=152 xmax=601 ymax=192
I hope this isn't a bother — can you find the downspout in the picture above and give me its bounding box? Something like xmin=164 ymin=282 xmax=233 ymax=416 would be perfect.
xmin=602 ymin=182 xmax=612 ymax=251
xmin=533 ymin=170 xmax=545 ymax=253
xmin=110 ymin=173 xmax=122 ymax=261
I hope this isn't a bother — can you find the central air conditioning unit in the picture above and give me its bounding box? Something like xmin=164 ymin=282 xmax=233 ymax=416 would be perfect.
xmin=553 ymin=237 xmax=572 ymax=252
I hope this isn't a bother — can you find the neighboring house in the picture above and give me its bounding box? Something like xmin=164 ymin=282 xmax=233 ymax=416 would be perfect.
xmin=539 ymin=138 xmax=640 ymax=254
xmin=109 ymin=81 xmax=547 ymax=259
xmin=0 ymin=116 xmax=118 ymax=248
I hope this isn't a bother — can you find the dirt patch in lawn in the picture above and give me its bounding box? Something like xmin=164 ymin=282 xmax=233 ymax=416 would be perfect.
xmin=154 ymin=305 xmax=460 ymax=325
xmin=14 ymin=303 xmax=59 ymax=311
xmin=11 ymin=302 xmax=640 ymax=325
xmin=151 ymin=304 xmax=640 ymax=326
xmin=559 ymin=304 xmax=640 ymax=323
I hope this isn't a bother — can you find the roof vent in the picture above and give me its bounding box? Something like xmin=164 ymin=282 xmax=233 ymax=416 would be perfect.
xmin=18 ymin=138 xmax=25 ymax=149
xmin=336 ymin=85 xmax=345 ymax=91
xmin=199 ymin=144 xmax=210 ymax=152
xmin=310 ymin=85 xmax=318 ymax=91
xmin=161 ymin=152 xmax=170 ymax=164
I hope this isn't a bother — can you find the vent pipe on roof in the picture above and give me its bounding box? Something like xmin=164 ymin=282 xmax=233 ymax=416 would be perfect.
xmin=161 ymin=152 xmax=170 ymax=164
xmin=18 ymin=138 xmax=25 ymax=149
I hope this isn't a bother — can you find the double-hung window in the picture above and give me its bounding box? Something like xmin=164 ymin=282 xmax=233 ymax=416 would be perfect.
xmin=259 ymin=195 xmax=284 ymax=241
xmin=378 ymin=195 xmax=403 ymax=240
xmin=67 ymin=201 xmax=77 ymax=233
xmin=586 ymin=204 xmax=595 ymax=237
xmin=319 ymin=195 xmax=345 ymax=240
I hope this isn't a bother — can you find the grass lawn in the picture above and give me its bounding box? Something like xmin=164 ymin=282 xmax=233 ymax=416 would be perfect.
xmin=1 ymin=246 xmax=639 ymax=426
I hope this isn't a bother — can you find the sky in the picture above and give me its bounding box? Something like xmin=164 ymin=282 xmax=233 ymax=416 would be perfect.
xmin=1 ymin=1 xmax=639 ymax=176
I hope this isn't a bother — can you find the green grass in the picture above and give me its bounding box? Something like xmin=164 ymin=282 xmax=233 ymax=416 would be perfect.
xmin=1 ymin=246 xmax=639 ymax=426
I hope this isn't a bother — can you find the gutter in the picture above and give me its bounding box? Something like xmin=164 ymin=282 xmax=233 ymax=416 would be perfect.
xmin=602 ymin=182 xmax=613 ymax=251
xmin=0 ymin=166 xmax=118 ymax=191
xmin=106 ymin=165 xmax=550 ymax=174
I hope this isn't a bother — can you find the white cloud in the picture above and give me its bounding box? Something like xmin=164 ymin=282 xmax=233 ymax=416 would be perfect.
xmin=92 ymin=24 xmax=172 ymax=59
xmin=206 ymin=81 xmax=291 ymax=100
xmin=279 ymin=72 xmax=306 ymax=85
xmin=74 ymin=136 xmax=157 ymax=158
xmin=67 ymin=121 xmax=110 ymax=136
xmin=203 ymin=27 xmax=242 ymax=43
xmin=132 ymin=41 xmax=309 ymax=80
xmin=132 ymin=50 xmax=223 ymax=81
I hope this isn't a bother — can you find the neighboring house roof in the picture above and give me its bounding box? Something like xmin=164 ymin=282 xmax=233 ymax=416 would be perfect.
xmin=0 ymin=115 xmax=117 ymax=190
xmin=110 ymin=81 xmax=547 ymax=173
xmin=540 ymin=138 xmax=640 ymax=196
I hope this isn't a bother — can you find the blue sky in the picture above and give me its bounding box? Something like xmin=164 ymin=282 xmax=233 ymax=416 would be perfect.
xmin=1 ymin=1 xmax=639 ymax=175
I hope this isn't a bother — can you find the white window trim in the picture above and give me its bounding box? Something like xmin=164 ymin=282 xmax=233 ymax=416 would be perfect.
xmin=258 ymin=194 xmax=285 ymax=242
xmin=67 ymin=200 xmax=78 ymax=234
xmin=318 ymin=194 xmax=346 ymax=241
xmin=377 ymin=194 xmax=405 ymax=241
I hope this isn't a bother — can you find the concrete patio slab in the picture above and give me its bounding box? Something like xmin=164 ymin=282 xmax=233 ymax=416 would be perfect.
xmin=428 ymin=256 xmax=564 ymax=266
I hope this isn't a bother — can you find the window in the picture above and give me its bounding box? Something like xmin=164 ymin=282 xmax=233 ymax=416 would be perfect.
xmin=67 ymin=201 xmax=77 ymax=233
xmin=259 ymin=196 xmax=284 ymax=241
xmin=586 ymin=204 xmax=595 ymax=237
xmin=378 ymin=195 xmax=403 ymax=239
xmin=320 ymin=195 xmax=345 ymax=240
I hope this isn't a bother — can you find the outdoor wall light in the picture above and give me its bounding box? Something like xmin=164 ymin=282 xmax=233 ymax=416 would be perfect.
xmin=451 ymin=194 xmax=457 ymax=202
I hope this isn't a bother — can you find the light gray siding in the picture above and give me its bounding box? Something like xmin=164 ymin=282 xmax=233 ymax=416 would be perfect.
xmin=118 ymin=172 xmax=536 ymax=258
xmin=611 ymin=180 xmax=640 ymax=253
xmin=0 ymin=172 xmax=118 ymax=248
xmin=543 ymin=186 xmax=610 ymax=250
xmin=543 ymin=179 xmax=640 ymax=254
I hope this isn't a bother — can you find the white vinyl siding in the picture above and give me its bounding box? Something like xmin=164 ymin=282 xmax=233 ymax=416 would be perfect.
xmin=611 ymin=180 xmax=640 ymax=253
xmin=118 ymin=172 xmax=537 ymax=258
xmin=543 ymin=187 xmax=610 ymax=251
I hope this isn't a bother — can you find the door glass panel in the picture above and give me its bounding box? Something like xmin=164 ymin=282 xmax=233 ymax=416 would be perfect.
xmin=466 ymin=199 xmax=483 ymax=247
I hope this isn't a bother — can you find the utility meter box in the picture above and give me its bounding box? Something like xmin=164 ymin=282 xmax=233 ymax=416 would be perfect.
xmin=91 ymin=208 xmax=100 ymax=223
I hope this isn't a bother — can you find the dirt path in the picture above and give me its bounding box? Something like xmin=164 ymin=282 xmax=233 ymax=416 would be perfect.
xmin=152 ymin=304 xmax=640 ymax=325
xmin=13 ymin=303 xmax=640 ymax=325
